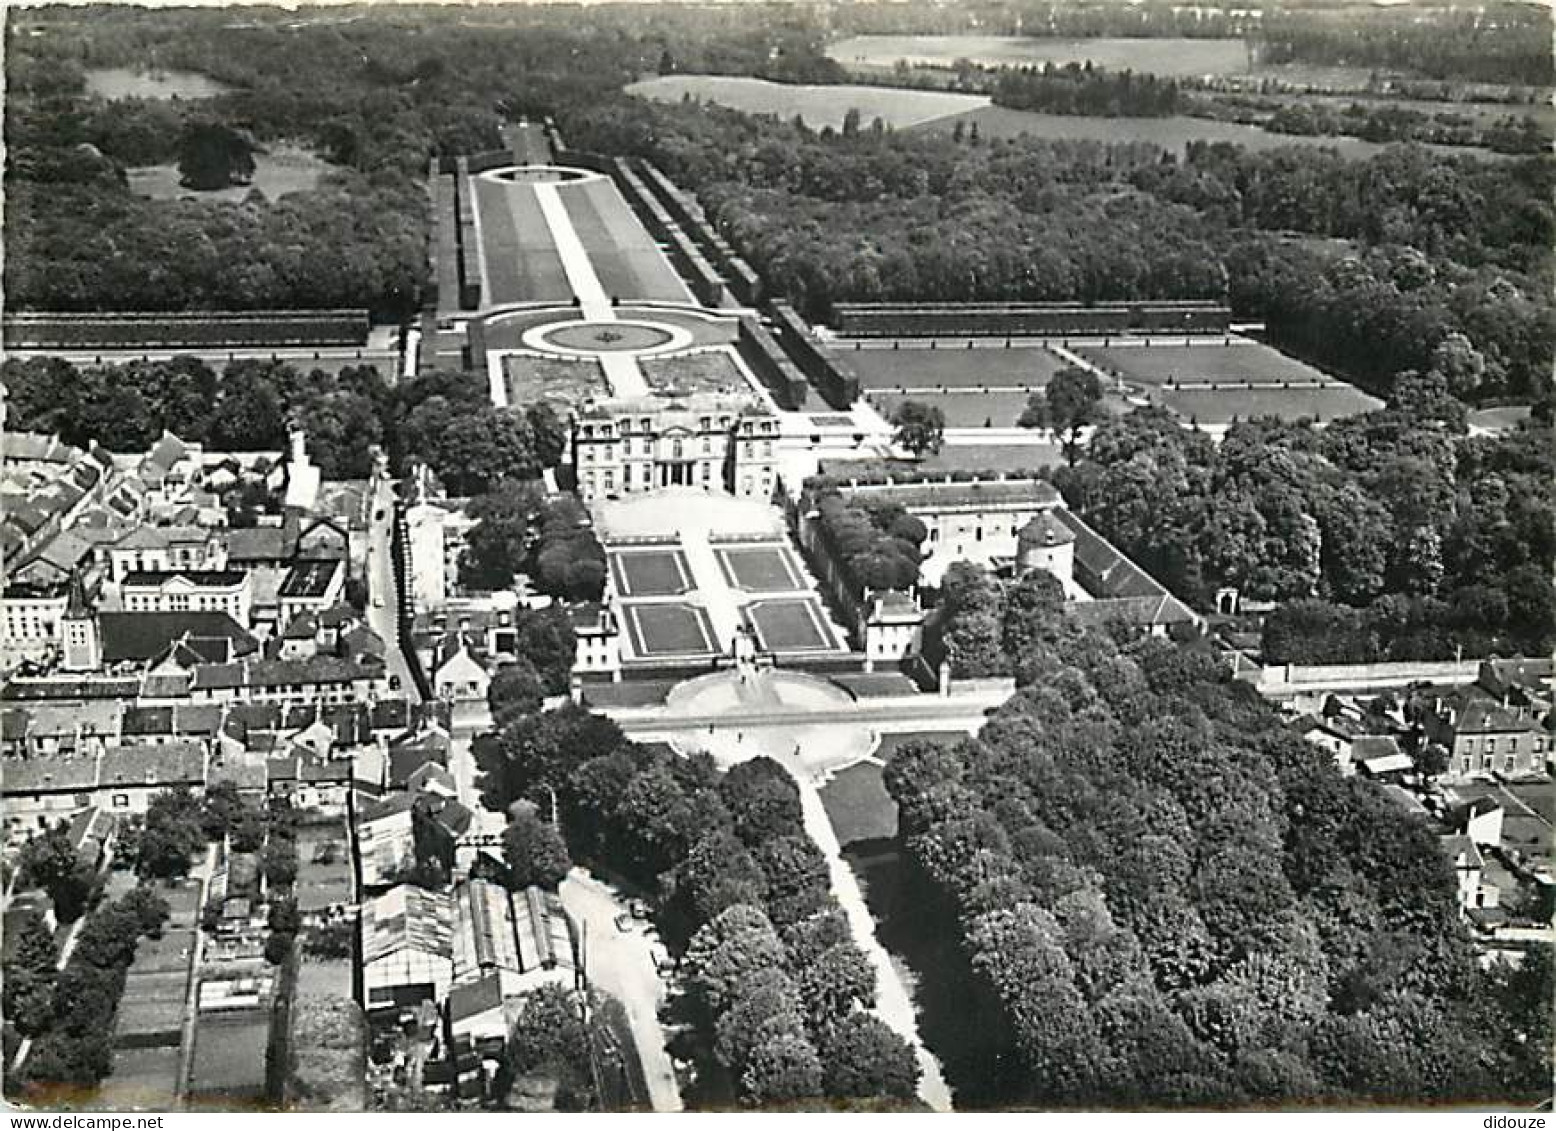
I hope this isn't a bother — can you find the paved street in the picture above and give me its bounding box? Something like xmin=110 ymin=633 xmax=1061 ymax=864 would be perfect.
xmin=365 ymin=474 xmax=420 ymax=704
xmin=560 ymin=869 xmax=684 ymax=1113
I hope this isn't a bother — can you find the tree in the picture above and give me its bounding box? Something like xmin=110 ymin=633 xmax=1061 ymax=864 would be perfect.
xmin=489 ymin=657 xmax=545 ymax=724
xmin=461 ymin=480 xmax=546 ymax=590
xmin=120 ymin=886 xmax=170 ymax=938
xmin=796 ymin=940 xmax=876 ymax=1022
xmin=719 ymin=758 xmax=804 ymax=847
xmin=513 ymin=607 xmax=578 ymax=695
xmin=177 ymin=121 xmax=255 ymax=190
xmin=1001 ymin=568 xmax=1069 ymax=681
xmin=714 ymin=966 xmax=807 ymax=1070
xmin=17 ymin=827 xmax=94 ymax=923
xmin=684 ymin=904 xmax=787 ymax=1016
xmin=507 ymin=984 xmax=596 ymax=1111
xmin=502 ymin=809 xmax=572 ymax=890
xmin=741 ymin=1031 xmax=824 ymax=1106
xmin=890 ymin=400 xmax=945 ymax=458
xmin=525 ymin=402 xmax=569 ymax=468
xmin=819 ymin=1012 xmax=921 ymax=1101
xmin=3 ymin=910 xmax=59 ymax=1037
xmin=199 ymin=780 xmax=245 ymax=840
xmin=1020 ymin=367 xmax=1104 ymax=463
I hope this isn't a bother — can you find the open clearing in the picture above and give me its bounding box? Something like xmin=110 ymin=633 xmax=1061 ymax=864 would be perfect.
xmin=126 ymin=144 xmax=330 ymax=202
xmin=626 ymin=74 xmax=986 ymax=131
xmin=85 ymin=67 xmax=230 ymax=100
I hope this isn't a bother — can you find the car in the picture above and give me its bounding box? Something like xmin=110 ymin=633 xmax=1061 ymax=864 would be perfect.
xmin=649 ymin=945 xmax=676 ymax=976
xmin=613 ymin=912 xmax=634 ymax=933
xmin=628 ymin=898 xmax=651 ymax=920
xmin=373 ymin=594 xmax=385 ymax=608
xmin=374 ymin=508 xmax=385 ymax=522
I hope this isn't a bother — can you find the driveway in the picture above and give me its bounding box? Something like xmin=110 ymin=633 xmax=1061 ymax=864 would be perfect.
xmin=560 ymin=869 xmax=683 ymax=1113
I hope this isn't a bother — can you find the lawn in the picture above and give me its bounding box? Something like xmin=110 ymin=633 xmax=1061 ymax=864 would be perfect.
xmin=871 ymin=390 xmax=1034 ymax=428
xmin=187 ymin=1014 xmax=271 ymax=1104
xmin=296 ymin=826 xmax=353 ymax=913
xmin=1160 ymin=384 xmax=1382 ymax=425
xmin=715 ymin=546 xmax=804 ymax=592
xmin=745 ymin=598 xmax=838 ymax=652
xmin=473 ymin=175 xmax=572 ymax=304
xmin=115 ymin=969 xmax=188 ymax=1045
xmin=818 ymin=761 xmax=899 ymax=848
xmin=126 ymin=145 xmax=331 ymax=202
xmin=847 ymin=344 xmax=1066 ymax=390
xmin=640 ymin=350 xmax=752 ymax=397
xmin=1076 ymin=341 xmax=1335 ymax=387
xmin=626 ymin=75 xmax=986 ymax=131
xmin=99 ymin=1046 xmax=182 ymax=1109
xmin=561 ymin=178 xmax=691 ymax=304
xmin=623 ymin=602 xmax=716 ymax=657
xmin=610 ymin=549 xmax=691 ymax=597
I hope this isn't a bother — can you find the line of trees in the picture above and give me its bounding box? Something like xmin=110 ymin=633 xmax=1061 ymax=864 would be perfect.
xmin=886 ymin=587 xmax=1553 ymax=1106
xmin=991 ymin=63 xmax=1183 ymax=118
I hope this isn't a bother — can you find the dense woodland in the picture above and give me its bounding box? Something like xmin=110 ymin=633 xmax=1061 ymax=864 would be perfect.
xmin=1054 ymin=399 xmax=1556 ymax=663
xmin=887 ymin=588 xmax=1552 ymax=1106
xmin=566 ymin=98 xmax=1554 ymax=406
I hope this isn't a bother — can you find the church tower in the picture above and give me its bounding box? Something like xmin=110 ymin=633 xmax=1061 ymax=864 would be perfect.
xmin=60 ymin=571 xmax=101 ymax=672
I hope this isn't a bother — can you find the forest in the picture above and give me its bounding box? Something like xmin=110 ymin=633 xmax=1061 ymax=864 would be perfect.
xmin=886 ymin=582 xmax=1552 ymax=1106
xmin=564 ymin=97 xmax=1554 ymax=406
xmin=1054 ymin=401 xmax=1555 ymax=664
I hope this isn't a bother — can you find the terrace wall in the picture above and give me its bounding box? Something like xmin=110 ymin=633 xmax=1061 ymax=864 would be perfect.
xmin=432 ymin=166 xmax=462 ymax=317
xmin=831 ymin=301 xmax=1233 ymax=338
xmin=769 ymin=302 xmax=862 ymax=409
xmin=636 ymin=162 xmax=764 ymax=307
xmin=610 ymin=159 xmax=727 ymax=308
xmin=3 ymin=310 xmax=371 ymax=351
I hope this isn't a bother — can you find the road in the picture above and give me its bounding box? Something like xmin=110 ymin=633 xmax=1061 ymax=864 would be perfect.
xmin=448 ymin=700 xmax=494 ymax=816
xmin=365 ymin=472 xmax=420 ymax=704
xmin=560 ymin=869 xmax=684 ymax=1113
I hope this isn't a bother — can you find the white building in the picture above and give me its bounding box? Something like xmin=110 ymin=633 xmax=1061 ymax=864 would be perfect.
xmin=120 ymin=569 xmax=253 ymax=626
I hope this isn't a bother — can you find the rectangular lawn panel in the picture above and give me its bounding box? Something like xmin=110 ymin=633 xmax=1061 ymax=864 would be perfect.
xmin=847 ymin=345 xmax=1065 ymax=390
xmin=1076 ymin=342 xmax=1336 ymax=387
xmin=624 ymin=603 xmax=716 ymax=657
xmin=188 ymin=1014 xmax=271 ymax=1102
xmin=610 ymin=549 xmax=691 ymax=597
xmin=1160 ymin=384 xmax=1382 ymax=425
xmin=474 ymin=177 xmax=571 ymax=304
xmin=562 ymin=179 xmax=691 ymax=304
xmin=819 ymin=761 xmax=900 ymax=847
xmin=871 ymin=390 xmax=1033 ymax=428
xmin=716 ymin=546 xmax=804 ymax=592
xmin=502 ymin=355 xmax=607 ymax=410
xmin=745 ymin=598 xmax=839 ymax=652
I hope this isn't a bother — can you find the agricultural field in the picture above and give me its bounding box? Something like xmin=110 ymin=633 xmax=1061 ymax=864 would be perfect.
xmin=472 ymin=175 xmax=572 ymax=305
xmin=626 ymin=74 xmax=987 ymax=131
xmin=825 ymin=35 xmax=1380 ymax=87
xmin=845 ymin=343 xmax=1066 ymax=390
xmin=125 ymin=145 xmax=331 ymax=202
xmin=560 ymin=178 xmax=691 ymax=304
xmin=85 ymin=67 xmax=229 ymax=100
xmin=1076 ymin=341 xmax=1336 ymax=387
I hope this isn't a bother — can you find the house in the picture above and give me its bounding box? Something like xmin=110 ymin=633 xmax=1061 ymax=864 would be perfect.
xmin=108 ymin=525 xmax=227 ymax=583
xmin=568 ymin=604 xmax=621 ymax=680
xmin=120 ymin=569 xmax=253 ymax=627
xmin=431 ymin=634 xmax=492 ymax=702
xmin=2 ymin=755 xmax=102 ymax=838
xmin=97 ymin=741 xmax=207 ymax=814
xmin=190 ymin=656 xmax=389 ymax=706
xmin=1424 ymin=691 xmax=1549 ymax=779
xmin=360 ymin=884 xmax=455 ymax=1012
xmin=277 ymin=557 xmax=345 ymax=626
xmin=446 ymin=972 xmax=514 ymax=1054
xmin=412 ymin=793 xmax=474 ymax=874
xmin=265 ymin=755 xmax=351 ymax=812
xmin=1299 ymin=714 xmax=1356 ymax=775
xmin=225 ymin=518 xmax=300 ymax=571
xmin=388 ymin=727 xmax=451 ymax=791
xmin=97 ymin=611 xmax=259 ymax=669
xmin=1441 ymin=834 xmax=1489 ymax=913
xmin=1 ymin=579 xmax=72 ymax=664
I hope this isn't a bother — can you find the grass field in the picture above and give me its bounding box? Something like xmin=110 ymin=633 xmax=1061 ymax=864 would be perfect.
xmin=847 ymin=344 xmax=1066 ymax=390
xmin=746 ymin=598 xmax=838 ymax=652
xmin=640 ymin=350 xmax=751 ymax=396
xmin=126 ymin=145 xmax=330 ymax=202
xmin=819 ymin=762 xmax=898 ymax=847
xmin=86 ymin=67 xmax=229 ymax=100
xmin=825 ymin=35 xmax=1382 ymax=87
xmin=1161 ymin=384 xmax=1382 ymax=424
xmin=871 ymin=389 xmax=1034 ymax=428
xmin=188 ymin=1014 xmax=271 ymax=1103
xmin=99 ymin=1046 xmax=182 ymax=1108
xmin=716 ymin=546 xmax=804 ymax=592
xmin=1077 ymin=341 xmax=1334 ymax=386
xmin=503 ymin=354 xmax=607 ymax=408
xmin=561 ymin=178 xmax=692 ymax=304
xmin=474 ymin=175 xmax=572 ymax=304
xmin=623 ymin=602 xmax=716 ymax=656
xmin=611 ymin=549 xmax=692 ymax=597
xmin=626 ymin=74 xmax=986 ymax=131
xmin=296 ymin=826 xmax=352 ymax=913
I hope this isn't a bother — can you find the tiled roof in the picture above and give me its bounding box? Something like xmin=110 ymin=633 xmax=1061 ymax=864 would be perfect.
xmin=98 ymin=741 xmax=206 ymax=788
xmin=121 ymin=569 xmax=248 ymax=588
xmin=100 ymin=611 xmax=258 ymax=664
xmin=225 ymin=523 xmax=296 ymax=563
xmin=362 ymin=885 xmax=454 ymax=964
xmin=114 ymin=524 xmax=210 ymax=552
xmin=2 ymin=755 xmax=99 ymax=794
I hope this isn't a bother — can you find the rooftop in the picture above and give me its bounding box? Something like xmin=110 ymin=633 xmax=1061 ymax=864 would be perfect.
xmin=121 ymin=569 xmax=249 ymax=589
xmin=99 ymin=611 xmax=258 ymax=665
